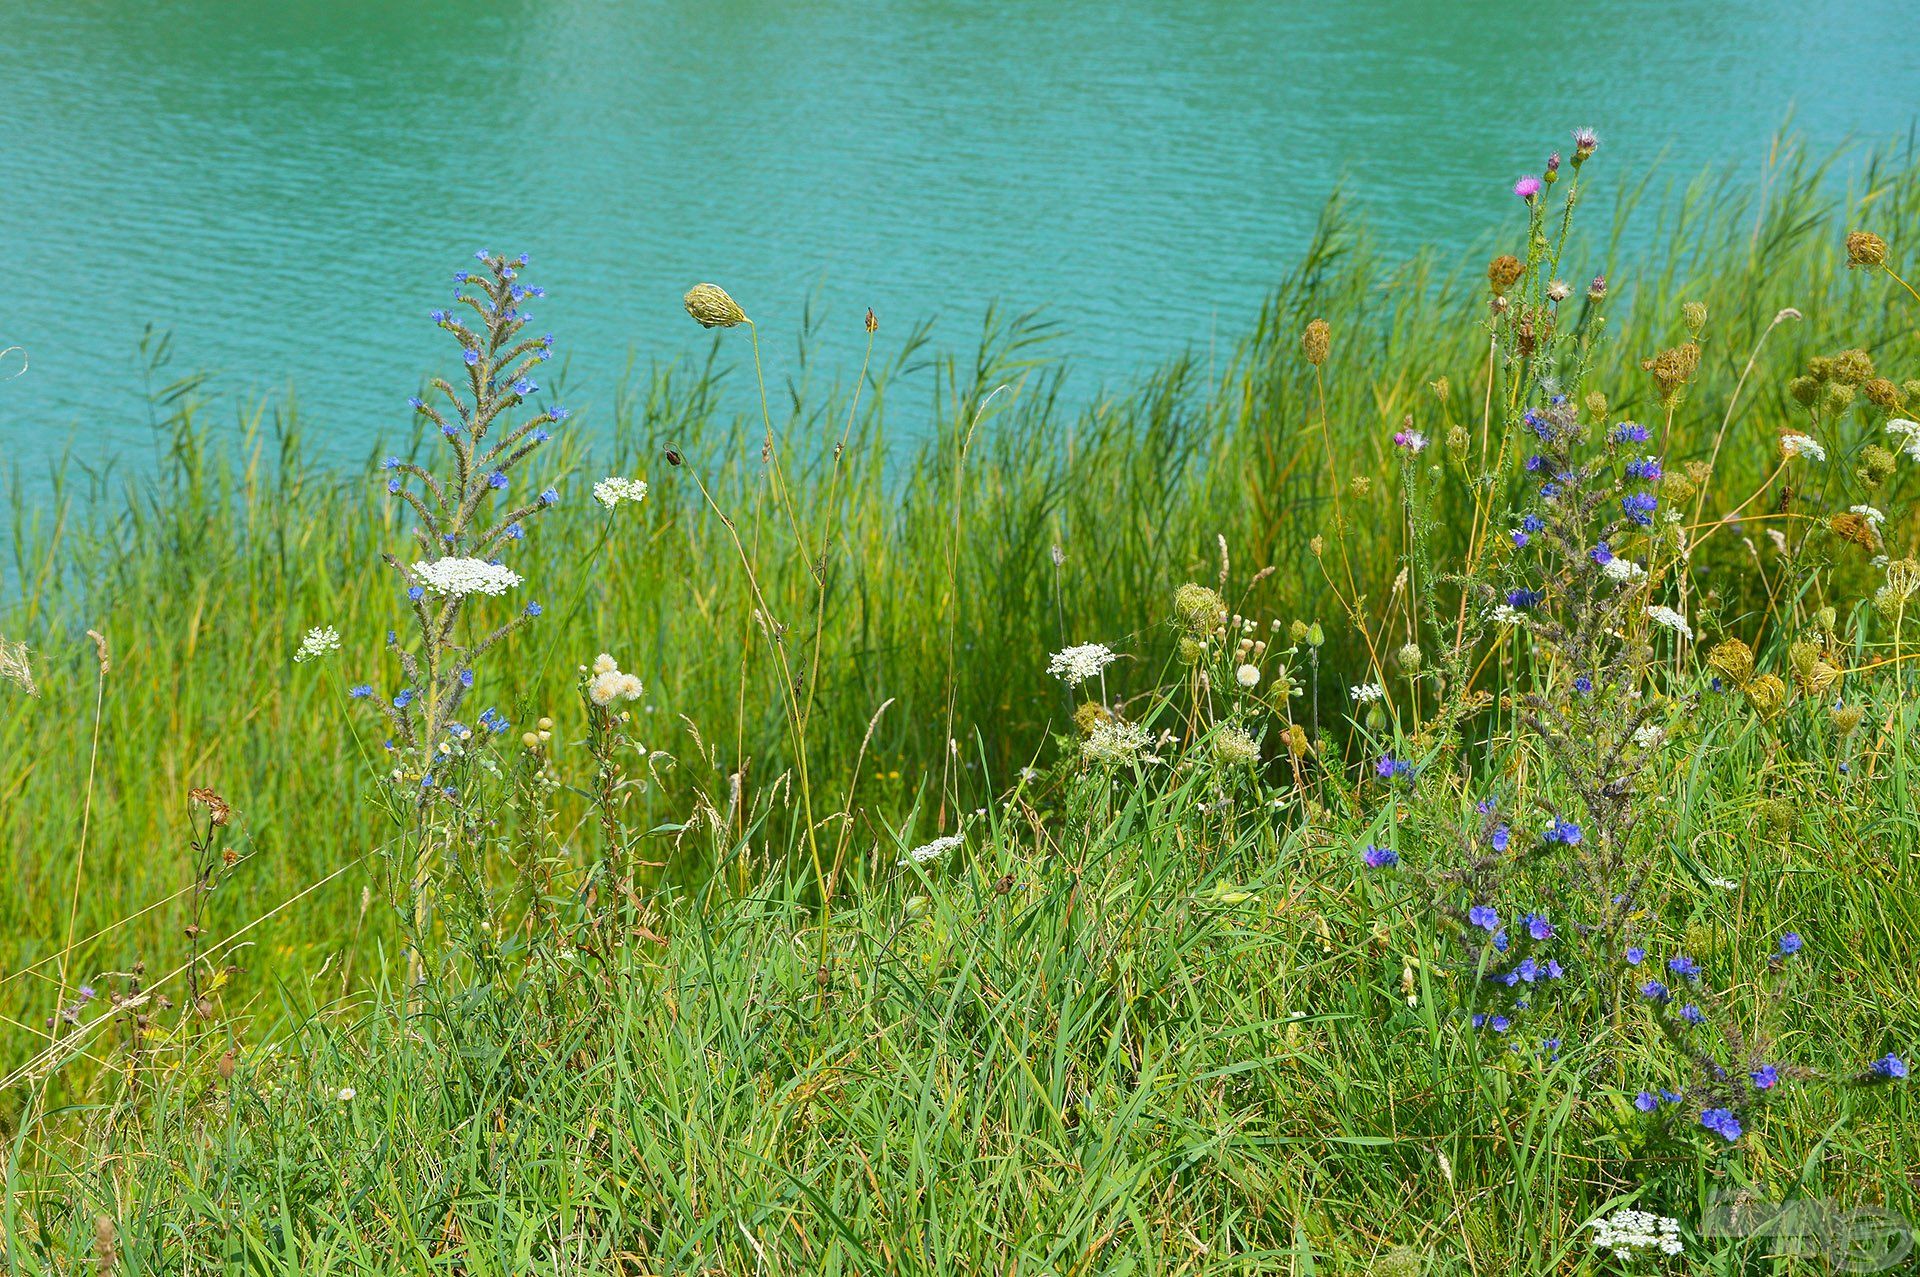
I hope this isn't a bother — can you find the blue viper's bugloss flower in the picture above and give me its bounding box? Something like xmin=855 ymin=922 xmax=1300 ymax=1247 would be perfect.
xmin=524 ymin=602 xmax=542 ymax=617
xmin=512 ymin=377 xmax=537 ymax=396
xmin=1363 ymin=845 xmax=1398 ymax=868
xmin=407 ymin=585 xmax=424 ymax=600
xmin=1626 ymin=946 xmax=1646 ymax=965
xmin=1777 ymin=932 xmax=1804 ymax=956
xmin=1574 ymin=676 xmax=1592 ymax=694
xmin=1521 ymin=514 xmax=1544 ymax=533
xmin=1376 ymin=756 xmax=1412 ymax=779
xmin=387 ymin=479 xmax=401 ymax=493
xmin=1612 ymin=421 xmax=1650 ymax=444
xmin=1547 ymin=819 xmax=1583 ymax=845
xmin=1623 ymin=492 xmax=1658 ymax=525
xmin=1700 ymin=1108 xmax=1742 ymax=1141
xmin=1546 ymin=959 xmax=1564 ymax=979
xmin=1870 ymin=1054 xmax=1908 ymax=1080
xmin=1660 ymin=1089 xmax=1683 ymax=1103
xmin=1526 ymin=912 xmax=1554 ymax=940
xmin=1625 ymin=457 xmax=1662 ymax=481
xmin=1640 ymin=979 xmax=1670 ymax=1002
xmin=430 ymin=309 xmax=448 ymax=322
xmin=407 ymin=396 xmax=425 ymax=410
xmin=458 ymin=667 xmax=475 ymax=688
xmin=1492 ymin=929 xmax=1509 ymax=953
xmin=1507 ymin=588 xmax=1544 ymax=609
xmin=549 ymin=406 xmax=569 ymax=421
xmin=1590 ymin=542 xmax=1613 ymax=566
xmin=474 ymin=249 xmax=490 ymax=260
xmin=1680 ymin=1003 xmax=1705 ymax=1024
xmin=533 ymin=428 xmax=551 ymax=443
xmin=505 ymin=523 xmax=525 ymax=540
xmin=1540 ymin=482 xmax=1562 ymax=500
xmin=394 ymin=689 xmax=415 ymax=709
xmin=488 ymin=471 xmax=508 ymax=489
xmin=1751 ymin=1065 xmax=1779 ymax=1090
xmin=348 ymin=684 xmax=373 ymax=698
xmin=1511 ymin=529 xmax=1530 ymax=549
xmin=1634 ymin=1090 xmax=1659 ymax=1112
xmin=540 ymin=488 xmax=560 ymax=506
xmin=382 ymin=456 xmax=401 ymax=470
xmin=1468 ymin=904 xmax=1499 ymax=932
xmin=1668 ymin=954 xmax=1702 ymax=982
xmin=1491 ymin=824 xmax=1511 ymax=852
xmin=1525 ymin=454 xmax=1547 ymax=473
xmin=463 ymin=349 xmax=480 ymax=367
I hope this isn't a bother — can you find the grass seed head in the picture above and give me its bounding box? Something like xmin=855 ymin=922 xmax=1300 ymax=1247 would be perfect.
xmin=1301 ymin=318 xmax=1331 ymax=366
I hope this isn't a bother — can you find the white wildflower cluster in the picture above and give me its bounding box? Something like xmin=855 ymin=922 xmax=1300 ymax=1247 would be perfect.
xmin=1852 ymin=503 xmax=1887 ymax=529
xmin=293 ymin=625 xmax=341 ymax=663
xmin=413 ymin=557 xmax=523 ymax=598
xmin=1602 ymin=557 xmax=1647 ymax=585
xmin=1778 ymin=433 xmax=1826 ymax=461
xmin=586 ymin=653 xmax=644 ymax=706
xmin=1081 ymin=718 xmax=1152 ymax=765
xmin=1887 ymin=418 xmax=1920 ymax=461
xmin=899 ymin=833 xmax=963 ymax=867
xmin=592 ymin=476 xmax=649 ymax=509
xmin=1350 ymin=682 xmax=1386 ymax=703
xmin=1588 ymin=1208 xmax=1683 ymax=1261
xmin=1487 ymin=604 xmax=1528 ymax=627
xmin=1048 ymin=643 xmax=1118 ymax=687
xmin=1631 ymin=722 xmax=1666 ymax=751
xmin=1646 ymin=605 xmax=1692 ymax=641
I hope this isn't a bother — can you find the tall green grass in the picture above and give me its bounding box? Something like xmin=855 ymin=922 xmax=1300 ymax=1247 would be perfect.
xmin=3 ymin=135 xmax=1920 ymax=1272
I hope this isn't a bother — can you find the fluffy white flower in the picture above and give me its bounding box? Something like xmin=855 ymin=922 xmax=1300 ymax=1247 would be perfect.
xmin=413 ymin=557 xmax=523 ymax=597
xmin=1235 ymin=663 xmax=1260 ymax=688
xmin=1646 ymin=605 xmax=1692 ymax=640
xmin=586 ymin=655 xmax=644 ymax=707
xmin=336 ymin=1087 xmax=357 ymax=1102
xmin=899 ymin=833 xmax=963 ymax=866
xmin=1048 ymin=643 xmax=1118 ymax=686
xmin=1631 ymin=723 xmax=1665 ymax=750
xmin=592 ymin=476 xmax=649 ymax=509
xmin=1852 ymin=504 xmax=1887 ymax=529
xmin=293 ymin=625 xmax=341 ymax=663
xmin=1602 ymin=557 xmax=1646 ymax=585
xmin=1886 ymin=418 xmax=1920 ymax=460
xmin=1349 ymin=682 xmax=1385 ymax=703
xmin=1588 ymin=1208 xmax=1682 ymax=1260
xmin=1779 ymin=433 xmax=1825 ymax=461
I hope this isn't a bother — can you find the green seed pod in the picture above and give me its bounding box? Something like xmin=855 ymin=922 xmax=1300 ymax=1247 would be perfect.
xmin=1305 ymin=621 xmax=1325 ymax=648
xmin=1397 ymin=642 xmax=1423 ymax=675
xmin=683 ymin=282 xmax=748 ymax=329
xmin=1787 ymin=375 xmax=1820 ymax=407
xmin=1821 ymin=381 xmax=1856 ymax=416
xmin=1681 ymin=301 xmax=1708 ymax=336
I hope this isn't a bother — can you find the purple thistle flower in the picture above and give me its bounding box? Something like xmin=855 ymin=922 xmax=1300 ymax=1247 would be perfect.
xmin=1514 ymin=175 xmax=1542 ymax=199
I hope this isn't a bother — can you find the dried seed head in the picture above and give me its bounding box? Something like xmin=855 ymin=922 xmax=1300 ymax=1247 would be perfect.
xmin=1862 ymin=377 xmax=1902 ymax=411
xmin=1798 ymin=659 xmax=1841 ymax=699
xmin=1659 ymin=471 xmax=1698 ymax=504
xmin=1173 ymin=583 xmax=1226 ymax=635
xmin=189 ymin=787 xmax=231 ymax=827
xmin=1429 ymin=376 xmax=1450 ymax=403
xmin=86 ymin=629 xmax=110 ymax=675
xmin=1445 ymin=424 xmax=1470 ymax=457
xmin=1787 ymin=375 xmax=1820 ymax=407
xmin=1583 ymin=390 xmax=1608 ymax=420
xmin=1787 ymin=640 xmax=1823 ymax=678
xmin=1072 ymin=701 xmax=1113 ymax=737
xmin=1680 ymin=301 xmax=1708 ymax=336
xmin=1284 ymin=723 xmax=1310 ymax=758
xmin=1859 ymin=444 xmax=1898 ymax=487
xmin=1301 ymin=319 xmax=1331 ymax=367
xmin=683 ymin=283 xmax=747 ymax=329
xmin=1830 ymin=703 xmax=1866 ymax=735
xmin=1830 ymin=348 xmax=1876 ymax=384
xmin=1821 ymin=381 xmax=1857 ymax=416
xmin=95 ymin=1215 xmax=117 ymax=1274
xmin=1349 ymin=475 xmax=1374 ymax=499
xmin=1829 ymin=511 xmax=1881 ymax=551
xmin=864 ymin=307 xmax=878 ymax=335
xmin=1396 ymin=642 xmax=1423 ymax=675
xmin=1486 ymin=254 xmax=1524 ymax=296
xmin=1177 ymin=636 xmax=1206 ymax=666
xmin=1706 ymin=637 xmax=1755 ymax=688
xmin=1642 ymin=343 xmax=1701 ymax=405
xmin=1743 ymin=673 xmax=1787 ymax=720
xmin=1846 ymin=231 xmax=1889 ymax=269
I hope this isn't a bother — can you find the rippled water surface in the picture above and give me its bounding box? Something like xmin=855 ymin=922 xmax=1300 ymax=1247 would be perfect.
xmin=4 ymin=0 xmax=1918 ymax=487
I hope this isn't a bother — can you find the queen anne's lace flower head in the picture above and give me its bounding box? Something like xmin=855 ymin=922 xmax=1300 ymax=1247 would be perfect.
xmin=899 ymin=833 xmax=963 ymax=866
xmin=1646 ymin=605 xmax=1692 ymax=641
xmin=1779 ymin=433 xmax=1826 ymax=461
xmin=1081 ymin=718 xmax=1152 ymax=764
xmin=592 ymin=476 xmax=649 ymax=509
xmin=1350 ymin=682 xmax=1386 ymax=703
xmin=1886 ymin=418 xmax=1920 ymax=460
xmin=293 ymin=625 xmax=341 ymax=663
xmin=413 ymin=557 xmax=523 ymax=597
xmin=1602 ymin=557 xmax=1646 ymax=585
xmin=1588 ymin=1209 xmax=1682 ymax=1261
xmin=1048 ymin=643 xmax=1118 ymax=686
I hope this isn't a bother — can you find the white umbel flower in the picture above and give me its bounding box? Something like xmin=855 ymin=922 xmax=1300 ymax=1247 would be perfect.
xmin=293 ymin=625 xmax=341 ymax=663
xmin=1886 ymin=418 xmax=1920 ymax=460
xmin=1081 ymin=718 xmax=1152 ymax=764
xmin=592 ymin=476 xmax=649 ymax=509
xmin=413 ymin=557 xmax=523 ymax=597
xmin=1631 ymin=723 xmax=1666 ymax=750
xmin=1487 ymin=604 xmax=1528 ymax=627
xmin=1047 ymin=643 xmax=1118 ymax=686
xmin=1646 ymin=605 xmax=1692 ymax=640
xmin=1852 ymin=504 xmax=1887 ymax=529
xmin=899 ymin=833 xmax=963 ymax=866
xmin=1779 ymin=433 xmax=1825 ymax=461
xmin=1588 ymin=1208 xmax=1682 ymax=1260
xmin=1350 ymin=682 xmax=1385 ymax=703
xmin=1602 ymin=557 xmax=1646 ymax=585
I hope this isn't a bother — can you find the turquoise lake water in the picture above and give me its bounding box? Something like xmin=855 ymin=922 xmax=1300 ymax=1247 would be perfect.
xmin=3 ymin=0 xmax=1918 ymax=493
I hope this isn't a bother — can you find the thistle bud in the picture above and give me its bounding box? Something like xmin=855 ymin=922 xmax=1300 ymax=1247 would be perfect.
xmin=1301 ymin=319 xmax=1331 ymax=367
xmin=1445 ymin=425 xmax=1470 ymax=458
xmin=683 ymin=283 xmax=748 ymax=329
xmin=1288 ymin=619 xmax=1310 ymax=645
xmin=1587 ymin=274 xmax=1608 ymax=300
xmin=1305 ymin=621 xmax=1325 ymax=648
xmin=1846 ymin=231 xmax=1889 ymax=269
xmin=1814 ymin=606 xmax=1837 ymax=633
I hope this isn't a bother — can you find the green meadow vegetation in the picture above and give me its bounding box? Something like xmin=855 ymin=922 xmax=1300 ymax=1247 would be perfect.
xmin=2 ymin=132 xmax=1919 ymax=1273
